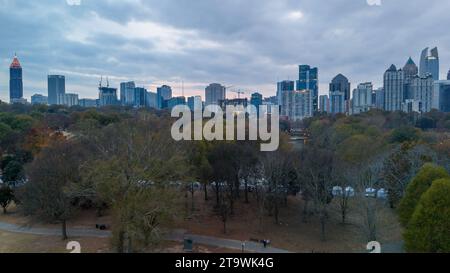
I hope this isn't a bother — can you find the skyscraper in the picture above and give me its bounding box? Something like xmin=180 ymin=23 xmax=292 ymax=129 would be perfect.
xmin=98 ymin=79 xmax=118 ymax=107
xmin=277 ymin=80 xmax=295 ymax=117
xmin=146 ymin=91 xmax=158 ymax=109
xmin=167 ymin=97 xmax=186 ymax=111
xmin=279 ymin=89 xmax=312 ymax=121
xmin=403 ymin=57 xmax=419 ymax=100
xmin=58 ymin=93 xmax=79 ymax=107
xmin=297 ymin=65 xmax=319 ymax=112
xmin=403 ymin=57 xmax=419 ymax=79
xmin=120 ymin=81 xmax=136 ymax=106
xmin=157 ymin=85 xmax=173 ymax=109
xmin=352 ymin=82 xmax=373 ymax=115
xmin=9 ymin=55 xmax=23 ymax=103
xmin=48 ymin=75 xmax=65 ymax=105
xmin=433 ymin=81 xmax=450 ymax=112
xmin=134 ymin=87 xmax=147 ymax=108
xmin=419 ymin=47 xmax=439 ymax=80
xmin=319 ymin=95 xmax=329 ymax=113
xmin=329 ymin=74 xmax=350 ymax=113
xmin=447 ymin=69 xmax=450 ymax=80
xmin=250 ymin=92 xmax=263 ymax=108
xmin=31 ymin=94 xmax=48 ymax=105
xmin=330 ymin=74 xmax=351 ymax=101
xmin=329 ymin=91 xmax=345 ymax=114
xmin=205 ymin=83 xmax=226 ymax=106
xmin=384 ymin=65 xmax=404 ymax=112
xmin=410 ymin=75 xmax=434 ymax=113
xmin=375 ymin=88 xmax=385 ymax=110
xmin=188 ymin=96 xmax=203 ymax=112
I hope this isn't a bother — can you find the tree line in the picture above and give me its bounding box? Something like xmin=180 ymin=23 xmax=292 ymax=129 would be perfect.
xmin=0 ymin=103 xmax=448 ymax=252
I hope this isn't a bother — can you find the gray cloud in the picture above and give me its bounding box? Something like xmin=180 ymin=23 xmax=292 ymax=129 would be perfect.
xmin=1 ymin=0 xmax=449 ymax=101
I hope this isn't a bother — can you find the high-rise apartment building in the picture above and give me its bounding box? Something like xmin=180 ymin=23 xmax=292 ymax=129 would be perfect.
xmin=352 ymin=82 xmax=373 ymax=114
xmin=205 ymin=83 xmax=226 ymax=106
xmin=297 ymin=65 xmax=319 ymax=112
xmin=410 ymin=75 xmax=434 ymax=113
xmin=48 ymin=75 xmax=65 ymax=105
xmin=157 ymin=85 xmax=173 ymax=109
xmin=433 ymin=81 xmax=450 ymax=112
xmin=120 ymin=81 xmax=136 ymax=106
xmin=330 ymin=74 xmax=351 ymax=113
xmin=319 ymin=95 xmax=330 ymax=113
xmin=384 ymin=65 xmax=404 ymax=112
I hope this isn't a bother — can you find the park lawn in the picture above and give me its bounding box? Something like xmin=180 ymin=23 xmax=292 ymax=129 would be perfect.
xmin=177 ymin=192 xmax=403 ymax=253
xmin=0 ymin=230 xmax=111 ymax=253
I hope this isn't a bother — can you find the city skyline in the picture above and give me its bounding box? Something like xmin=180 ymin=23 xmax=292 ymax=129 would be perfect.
xmin=2 ymin=0 xmax=450 ymax=102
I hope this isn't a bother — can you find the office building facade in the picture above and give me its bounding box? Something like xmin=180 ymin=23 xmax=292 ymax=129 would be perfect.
xmin=157 ymin=85 xmax=173 ymax=109
xmin=433 ymin=81 xmax=450 ymax=112
xmin=10 ymin=55 xmax=23 ymax=102
xmin=420 ymin=47 xmax=439 ymax=81
xmin=31 ymin=94 xmax=48 ymax=105
xmin=352 ymin=82 xmax=373 ymax=114
xmin=120 ymin=81 xmax=136 ymax=106
xmin=384 ymin=65 xmax=404 ymax=112
xmin=297 ymin=65 xmax=319 ymax=112
xmin=48 ymin=75 xmax=65 ymax=105
xmin=205 ymin=83 xmax=226 ymax=106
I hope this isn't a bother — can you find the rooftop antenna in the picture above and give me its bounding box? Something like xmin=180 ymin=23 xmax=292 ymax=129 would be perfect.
xmin=106 ymin=77 xmax=110 ymax=88
xmin=99 ymin=76 xmax=103 ymax=88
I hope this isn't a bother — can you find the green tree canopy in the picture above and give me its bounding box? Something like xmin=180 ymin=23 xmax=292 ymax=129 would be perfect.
xmin=398 ymin=163 xmax=449 ymax=226
xmin=404 ymin=179 xmax=450 ymax=253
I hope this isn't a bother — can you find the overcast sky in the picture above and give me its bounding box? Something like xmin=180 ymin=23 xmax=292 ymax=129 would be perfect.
xmin=1 ymin=0 xmax=449 ymax=101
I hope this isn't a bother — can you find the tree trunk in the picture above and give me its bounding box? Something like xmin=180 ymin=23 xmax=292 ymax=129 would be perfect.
xmin=244 ymin=180 xmax=249 ymax=204
xmin=117 ymin=230 xmax=125 ymax=253
xmin=204 ymin=183 xmax=208 ymax=201
xmin=320 ymin=211 xmax=326 ymax=242
xmin=191 ymin=186 xmax=195 ymax=212
xmin=215 ymin=184 xmax=220 ymax=207
xmin=274 ymin=201 xmax=279 ymax=225
xmin=2 ymin=206 xmax=6 ymax=214
xmin=223 ymin=219 xmax=227 ymax=234
xmin=302 ymin=200 xmax=309 ymax=223
xmin=62 ymin=220 xmax=68 ymax=240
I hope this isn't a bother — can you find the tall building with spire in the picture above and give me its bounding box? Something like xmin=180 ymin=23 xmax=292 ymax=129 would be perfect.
xmin=403 ymin=57 xmax=419 ymax=100
xmin=420 ymin=47 xmax=439 ymax=80
xmin=9 ymin=54 xmax=23 ymax=103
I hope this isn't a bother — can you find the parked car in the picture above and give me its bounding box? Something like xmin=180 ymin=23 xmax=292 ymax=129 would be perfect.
xmin=377 ymin=188 xmax=388 ymax=199
xmin=365 ymin=188 xmax=377 ymax=198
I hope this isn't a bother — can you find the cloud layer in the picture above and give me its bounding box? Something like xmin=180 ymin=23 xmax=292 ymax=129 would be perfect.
xmin=1 ymin=0 xmax=449 ymax=101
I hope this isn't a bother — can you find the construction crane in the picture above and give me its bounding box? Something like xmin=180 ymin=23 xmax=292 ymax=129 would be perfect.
xmin=226 ymin=86 xmax=248 ymax=99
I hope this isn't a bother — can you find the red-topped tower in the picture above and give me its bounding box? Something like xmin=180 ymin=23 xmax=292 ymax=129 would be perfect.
xmin=10 ymin=54 xmax=23 ymax=102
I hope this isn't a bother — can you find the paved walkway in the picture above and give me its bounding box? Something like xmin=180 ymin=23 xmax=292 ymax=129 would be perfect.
xmin=168 ymin=230 xmax=291 ymax=253
xmin=0 ymin=221 xmax=290 ymax=253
